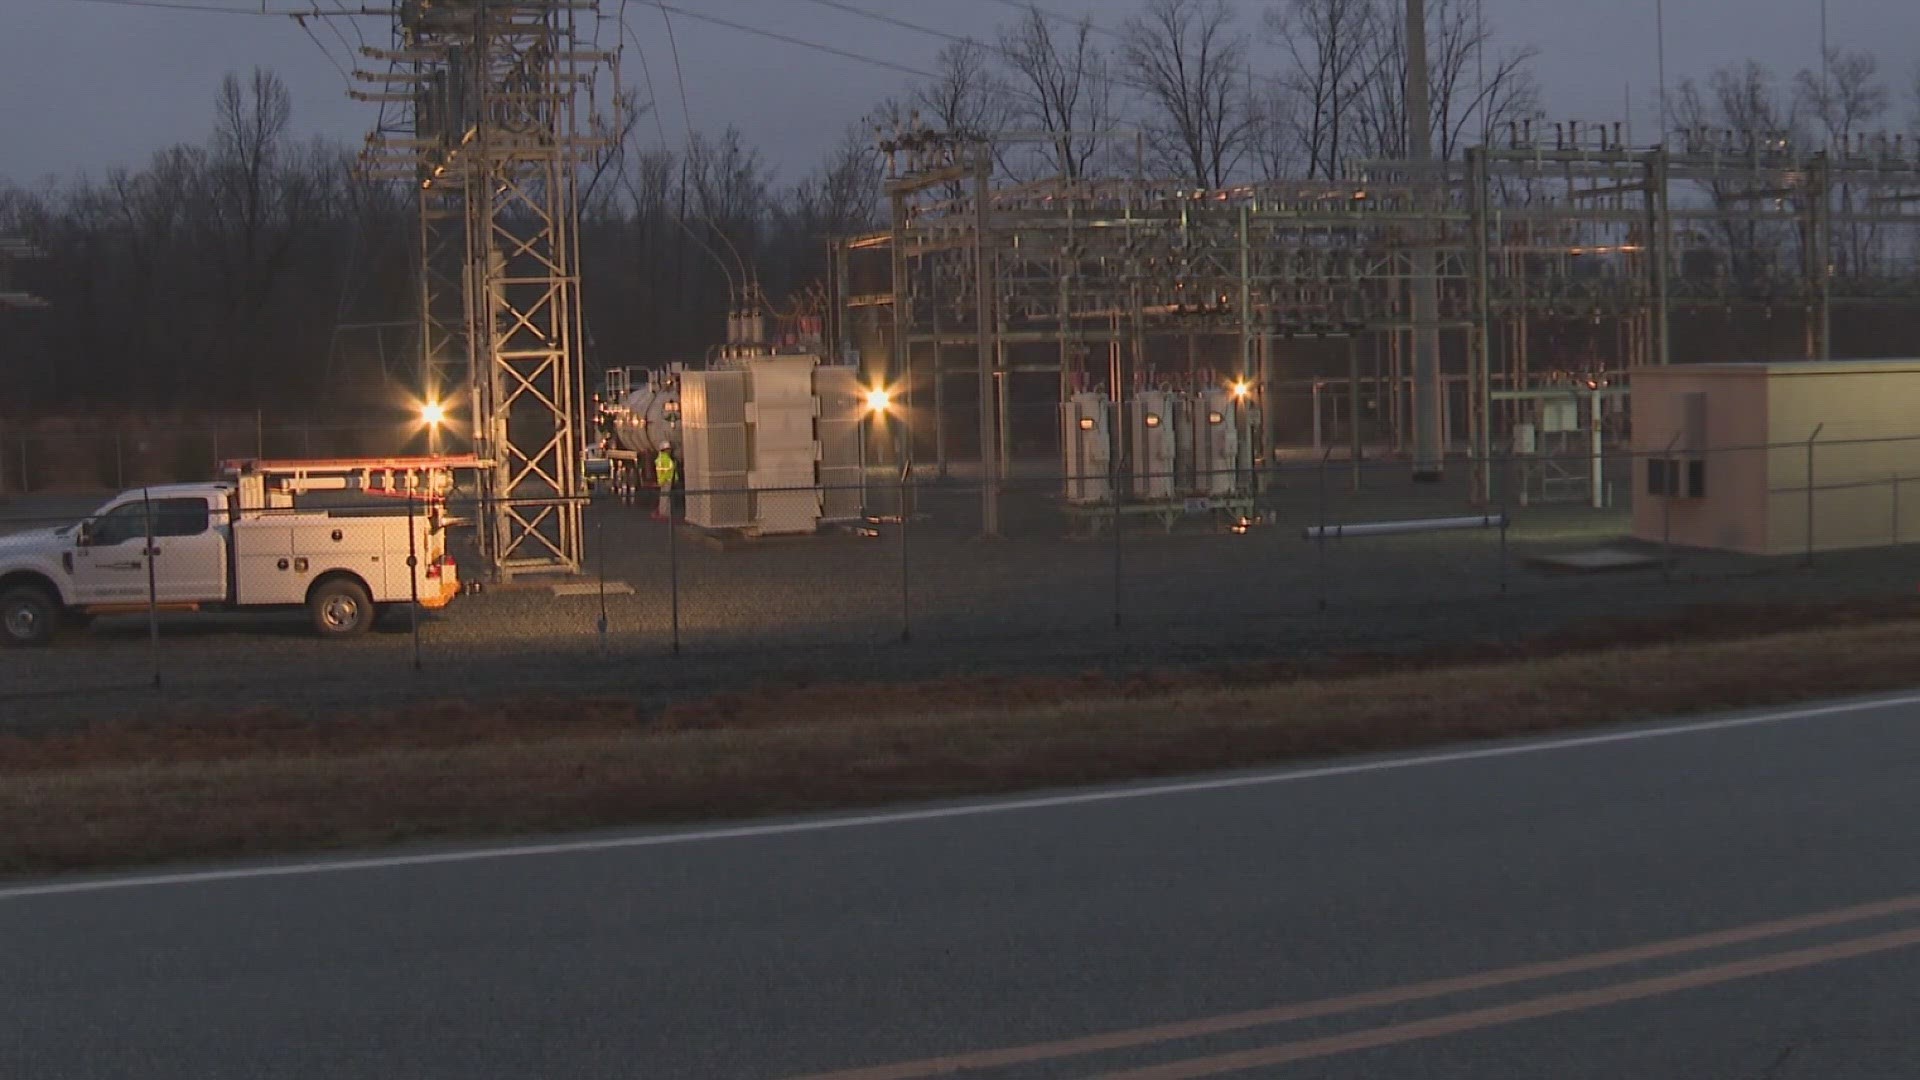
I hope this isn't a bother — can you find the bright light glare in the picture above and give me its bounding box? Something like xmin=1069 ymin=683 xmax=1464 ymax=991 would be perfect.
xmin=421 ymin=401 xmax=446 ymax=426
xmin=1231 ymin=381 xmax=1251 ymax=399
xmin=865 ymin=387 xmax=892 ymax=413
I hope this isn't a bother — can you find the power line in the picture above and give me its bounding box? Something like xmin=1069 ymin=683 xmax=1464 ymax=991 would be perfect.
xmin=323 ymin=0 xmax=369 ymax=53
xmin=637 ymin=3 xmax=750 ymax=296
xmin=293 ymin=14 xmax=355 ymax=91
xmin=798 ymin=0 xmax=978 ymax=50
xmin=637 ymin=1 xmax=937 ymax=81
xmin=62 ymin=0 xmax=389 ymax=17
xmin=60 ymin=0 xmax=347 ymax=13
xmin=982 ymin=0 xmax=1125 ymax=41
xmin=655 ymin=4 xmax=696 ymax=148
xmin=617 ymin=9 xmax=673 ymax=150
xmin=63 ymin=0 xmax=280 ymax=12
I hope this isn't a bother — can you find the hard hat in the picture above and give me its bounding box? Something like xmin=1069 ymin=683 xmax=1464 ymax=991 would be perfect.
xmin=659 ymin=441 xmax=672 ymax=450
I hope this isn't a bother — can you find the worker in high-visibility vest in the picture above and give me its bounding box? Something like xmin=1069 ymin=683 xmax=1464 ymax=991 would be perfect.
xmin=653 ymin=442 xmax=678 ymax=520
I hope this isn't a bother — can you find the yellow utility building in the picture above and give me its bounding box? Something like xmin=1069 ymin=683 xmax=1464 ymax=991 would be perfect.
xmin=1631 ymin=359 xmax=1920 ymax=556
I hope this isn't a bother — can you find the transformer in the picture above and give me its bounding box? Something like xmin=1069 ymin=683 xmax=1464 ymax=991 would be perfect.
xmin=1184 ymin=388 xmax=1241 ymax=497
xmin=602 ymin=375 xmax=680 ymax=459
xmin=678 ymin=355 xmax=865 ymax=535
xmin=1130 ymin=391 xmax=1179 ymax=500
xmin=1062 ymin=392 xmax=1113 ymax=505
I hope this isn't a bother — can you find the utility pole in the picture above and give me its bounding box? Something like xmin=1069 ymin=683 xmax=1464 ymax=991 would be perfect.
xmin=1656 ymin=0 xmax=1667 ymax=137
xmin=974 ymin=142 xmax=1000 ymax=537
xmin=1406 ymin=0 xmax=1444 ymax=481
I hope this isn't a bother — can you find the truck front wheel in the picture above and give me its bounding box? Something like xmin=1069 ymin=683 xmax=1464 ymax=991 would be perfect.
xmin=0 ymin=587 xmax=58 ymax=649
xmin=309 ymin=578 xmax=375 ymax=638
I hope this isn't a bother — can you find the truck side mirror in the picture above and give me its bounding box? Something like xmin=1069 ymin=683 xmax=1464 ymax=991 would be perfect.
xmin=76 ymin=520 xmax=94 ymax=547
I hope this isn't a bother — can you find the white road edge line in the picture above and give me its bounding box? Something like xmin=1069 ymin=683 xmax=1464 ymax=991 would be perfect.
xmin=6 ymin=690 xmax=1918 ymax=902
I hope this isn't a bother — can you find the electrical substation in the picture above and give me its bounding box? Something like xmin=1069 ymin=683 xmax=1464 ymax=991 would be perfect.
xmin=326 ymin=1 xmax=1920 ymax=569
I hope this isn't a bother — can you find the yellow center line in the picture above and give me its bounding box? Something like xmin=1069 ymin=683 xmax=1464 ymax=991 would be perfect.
xmin=1101 ymin=921 xmax=1920 ymax=1079
xmin=790 ymin=893 xmax=1920 ymax=1080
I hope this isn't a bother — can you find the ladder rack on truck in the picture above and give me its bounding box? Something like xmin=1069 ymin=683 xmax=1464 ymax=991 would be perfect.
xmin=220 ymin=456 xmax=489 ymax=524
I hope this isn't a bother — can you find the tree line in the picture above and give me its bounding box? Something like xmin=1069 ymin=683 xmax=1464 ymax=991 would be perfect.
xmin=3 ymin=0 xmax=1919 ymax=415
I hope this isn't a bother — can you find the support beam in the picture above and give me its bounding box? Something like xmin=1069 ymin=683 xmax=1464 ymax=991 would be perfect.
xmin=1405 ymin=0 xmax=1445 ymax=481
xmin=973 ymin=146 xmax=1000 ymax=537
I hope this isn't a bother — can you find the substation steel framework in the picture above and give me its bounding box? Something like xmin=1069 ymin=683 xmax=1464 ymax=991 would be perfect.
xmin=355 ymin=0 xmax=611 ymax=579
xmin=842 ymin=120 xmax=1920 ymax=511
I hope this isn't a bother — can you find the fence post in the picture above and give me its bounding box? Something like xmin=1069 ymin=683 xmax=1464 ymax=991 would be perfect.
xmin=1497 ymin=450 xmax=1510 ymax=597
xmin=668 ymin=484 xmax=680 ymax=658
xmin=899 ymin=467 xmax=911 ymax=643
xmin=1803 ymin=424 xmax=1824 ymax=568
xmin=1316 ymin=447 xmax=1332 ymax=612
xmin=143 ymin=488 xmax=161 ymax=689
xmin=406 ymin=487 xmax=422 ymax=672
xmin=1111 ymin=466 xmax=1124 ymax=630
xmin=1660 ymin=433 xmax=1680 ymax=584
xmin=597 ymin=501 xmax=609 ymax=654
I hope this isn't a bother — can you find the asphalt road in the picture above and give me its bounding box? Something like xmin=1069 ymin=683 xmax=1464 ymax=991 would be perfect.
xmin=6 ymin=695 xmax=1920 ymax=1078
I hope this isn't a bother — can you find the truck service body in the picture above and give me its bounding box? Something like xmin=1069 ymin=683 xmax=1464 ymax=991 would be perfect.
xmin=0 ymin=476 xmax=458 ymax=647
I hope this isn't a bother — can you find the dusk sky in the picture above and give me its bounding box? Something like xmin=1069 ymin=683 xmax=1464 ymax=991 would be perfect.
xmin=6 ymin=0 xmax=1918 ymax=187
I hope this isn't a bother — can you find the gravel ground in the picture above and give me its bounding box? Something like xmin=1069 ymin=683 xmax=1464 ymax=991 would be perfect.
xmin=3 ymin=462 xmax=1916 ymax=731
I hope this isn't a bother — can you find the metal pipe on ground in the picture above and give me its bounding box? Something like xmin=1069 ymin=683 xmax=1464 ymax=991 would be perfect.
xmin=1303 ymin=515 xmax=1509 ymax=541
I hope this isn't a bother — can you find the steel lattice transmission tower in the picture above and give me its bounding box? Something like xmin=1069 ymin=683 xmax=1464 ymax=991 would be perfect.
xmin=356 ymin=0 xmax=612 ymax=579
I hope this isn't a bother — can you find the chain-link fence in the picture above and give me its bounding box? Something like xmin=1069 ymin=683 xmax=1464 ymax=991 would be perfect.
xmin=6 ymin=432 xmax=1920 ymax=729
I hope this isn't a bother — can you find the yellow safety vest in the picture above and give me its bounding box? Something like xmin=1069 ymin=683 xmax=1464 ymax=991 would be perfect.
xmin=655 ymin=450 xmax=678 ymax=486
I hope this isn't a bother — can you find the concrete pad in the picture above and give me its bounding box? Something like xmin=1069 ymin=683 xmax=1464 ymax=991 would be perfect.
xmin=1524 ymin=546 xmax=1663 ymax=572
xmin=548 ymin=580 xmax=635 ymax=597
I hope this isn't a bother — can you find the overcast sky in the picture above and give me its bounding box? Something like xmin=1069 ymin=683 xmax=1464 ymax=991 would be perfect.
xmin=6 ymin=0 xmax=1918 ymax=188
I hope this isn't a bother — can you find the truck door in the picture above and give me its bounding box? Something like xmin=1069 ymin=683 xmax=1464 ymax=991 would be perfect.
xmin=149 ymin=497 xmax=225 ymax=603
xmin=69 ymin=502 xmax=158 ymax=604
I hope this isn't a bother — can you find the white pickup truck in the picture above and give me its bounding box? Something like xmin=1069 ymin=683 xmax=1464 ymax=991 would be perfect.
xmin=0 ymin=481 xmax=458 ymax=647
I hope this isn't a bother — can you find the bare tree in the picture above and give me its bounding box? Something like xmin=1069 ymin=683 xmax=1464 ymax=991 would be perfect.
xmin=770 ymin=125 xmax=884 ymax=297
xmin=581 ymin=86 xmax=644 ymax=215
xmin=1676 ymin=60 xmax=1803 ymax=143
xmin=1265 ymin=0 xmax=1377 ymax=180
xmin=784 ymin=126 xmax=883 ymax=239
xmin=1794 ymin=48 xmax=1889 ymax=280
xmin=684 ymin=126 xmax=770 ymax=297
xmin=1672 ymin=62 xmax=1806 ymax=284
xmin=1121 ymin=0 xmax=1256 ymax=187
xmin=915 ymin=39 xmax=1012 ymax=141
xmin=1796 ymin=47 xmax=1889 ymax=148
xmin=1351 ymin=0 xmax=1540 ymax=162
xmin=996 ymin=6 xmax=1115 ymax=181
xmin=207 ymin=70 xmax=334 ymax=400
xmin=1246 ymin=79 xmax=1306 ymax=179
xmin=909 ymin=40 xmax=1014 ymax=194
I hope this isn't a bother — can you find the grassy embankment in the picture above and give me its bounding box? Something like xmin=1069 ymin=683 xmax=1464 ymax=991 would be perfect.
xmin=6 ymin=599 xmax=1920 ymax=875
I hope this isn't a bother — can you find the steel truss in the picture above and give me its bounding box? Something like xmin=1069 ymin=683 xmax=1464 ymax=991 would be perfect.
xmin=355 ymin=0 xmax=611 ymax=578
xmin=842 ymin=121 xmax=1920 ymax=506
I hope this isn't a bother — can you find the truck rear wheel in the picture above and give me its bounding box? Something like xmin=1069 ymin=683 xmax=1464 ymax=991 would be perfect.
xmin=309 ymin=578 xmax=375 ymax=638
xmin=0 ymin=587 xmax=58 ymax=649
